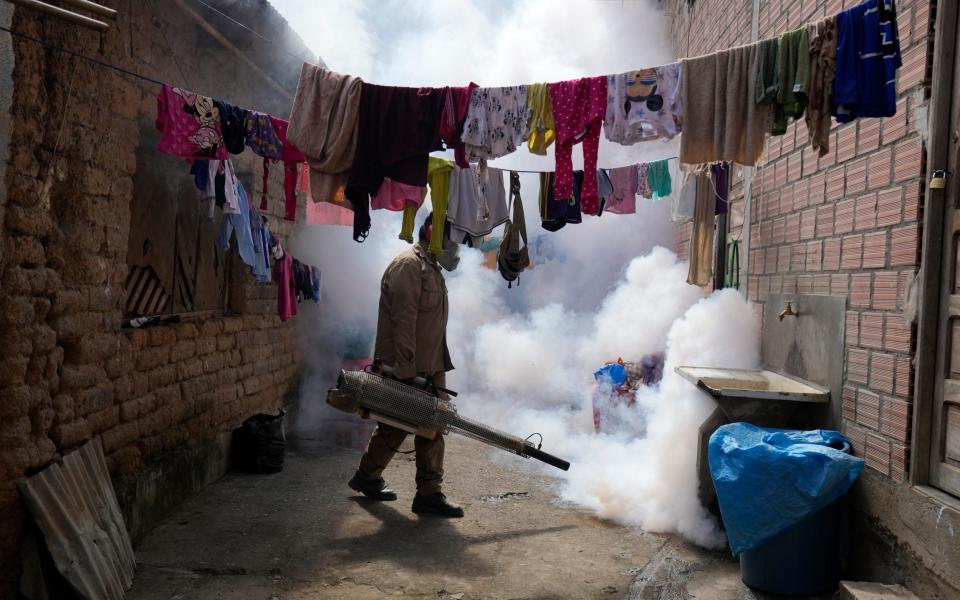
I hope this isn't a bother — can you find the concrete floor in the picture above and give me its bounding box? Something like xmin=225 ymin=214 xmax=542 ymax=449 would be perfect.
xmin=126 ymin=418 xmax=825 ymax=600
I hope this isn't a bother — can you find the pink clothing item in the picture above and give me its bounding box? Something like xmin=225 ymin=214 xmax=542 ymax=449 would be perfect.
xmin=606 ymin=165 xmax=638 ymax=214
xmin=155 ymin=84 xmax=228 ymax=160
xmin=371 ymin=179 xmax=426 ymax=212
xmin=268 ymin=116 xmax=305 ymax=221
xmin=274 ymin=252 xmax=298 ymax=322
xmin=270 ymin=116 xmax=306 ymax=161
xmin=284 ymin=161 xmax=299 ymax=221
xmin=637 ymin=163 xmax=653 ymax=199
xmin=549 ymin=77 xmax=607 ymax=215
xmin=298 ymin=164 xmax=352 ymax=226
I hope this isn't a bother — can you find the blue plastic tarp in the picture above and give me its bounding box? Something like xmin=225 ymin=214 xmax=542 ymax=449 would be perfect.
xmin=594 ymin=363 xmax=627 ymax=386
xmin=708 ymin=423 xmax=865 ymax=554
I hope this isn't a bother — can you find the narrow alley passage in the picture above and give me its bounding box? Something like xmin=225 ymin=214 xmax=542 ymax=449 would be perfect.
xmin=126 ymin=427 xmax=782 ymax=600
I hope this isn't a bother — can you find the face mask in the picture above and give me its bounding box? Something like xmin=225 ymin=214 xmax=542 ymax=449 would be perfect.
xmin=437 ymin=240 xmax=460 ymax=272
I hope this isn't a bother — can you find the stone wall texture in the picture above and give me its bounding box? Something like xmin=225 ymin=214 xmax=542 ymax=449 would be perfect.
xmin=0 ymin=1 xmax=312 ymax=594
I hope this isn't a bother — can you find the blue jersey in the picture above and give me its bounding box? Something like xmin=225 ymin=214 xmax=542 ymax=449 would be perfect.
xmin=834 ymin=0 xmax=902 ymax=123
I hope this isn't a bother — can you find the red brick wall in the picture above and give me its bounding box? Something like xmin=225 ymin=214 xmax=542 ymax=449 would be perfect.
xmin=0 ymin=2 xmax=312 ymax=593
xmin=666 ymin=0 xmax=933 ymax=481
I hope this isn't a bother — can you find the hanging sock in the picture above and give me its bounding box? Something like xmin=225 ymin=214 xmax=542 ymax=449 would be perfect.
xmin=399 ymin=203 xmax=419 ymax=243
xmin=427 ymin=157 xmax=454 ymax=255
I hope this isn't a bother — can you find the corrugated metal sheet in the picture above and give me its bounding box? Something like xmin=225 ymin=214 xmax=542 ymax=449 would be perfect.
xmin=19 ymin=438 xmax=135 ymax=600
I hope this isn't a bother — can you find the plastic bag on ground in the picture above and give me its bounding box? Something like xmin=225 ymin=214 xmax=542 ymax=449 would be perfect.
xmin=233 ymin=411 xmax=286 ymax=473
xmin=708 ymin=423 xmax=864 ymax=554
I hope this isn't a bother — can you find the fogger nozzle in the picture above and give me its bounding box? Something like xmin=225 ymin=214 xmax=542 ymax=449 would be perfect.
xmin=327 ymin=369 xmax=570 ymax=471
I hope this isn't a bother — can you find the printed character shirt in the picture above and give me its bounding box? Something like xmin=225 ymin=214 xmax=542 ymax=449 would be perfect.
xmin=156 ymin=84 xmax=228 ymax=160
xmin=605 ymin=64 xmax=682 ymax=145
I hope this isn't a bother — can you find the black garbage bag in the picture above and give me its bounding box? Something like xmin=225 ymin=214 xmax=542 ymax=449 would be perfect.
xmin=233 ymin=411 xmax=285 ymax=473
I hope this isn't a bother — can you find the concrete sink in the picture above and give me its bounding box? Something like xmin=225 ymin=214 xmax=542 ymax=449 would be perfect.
xmin=676 ymin=366 xmax=831 ymax=510
xmin=675 ymin=366 xmax=829 ymax=424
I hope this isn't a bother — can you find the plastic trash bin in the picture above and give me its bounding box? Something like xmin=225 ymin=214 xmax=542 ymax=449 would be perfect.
xmin=739 ymin=458 xmax=846 ymax=595
xmin=708 ymin=424 xmax=864 ymax=596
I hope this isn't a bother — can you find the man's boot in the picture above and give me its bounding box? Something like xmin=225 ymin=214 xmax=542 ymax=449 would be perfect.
xmin=348 ymin=472 xmax=398 ymax=501
xmin=412 ymin=492 xmax=464 ymax=518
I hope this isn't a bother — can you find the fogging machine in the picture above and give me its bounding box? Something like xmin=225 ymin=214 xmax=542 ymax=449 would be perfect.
xmin=326 ymin=362 xmax=570 ymax=471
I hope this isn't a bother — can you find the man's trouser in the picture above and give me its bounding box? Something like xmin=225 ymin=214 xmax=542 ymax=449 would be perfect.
xmin=357 ymin=371 xmax=446 ymax=495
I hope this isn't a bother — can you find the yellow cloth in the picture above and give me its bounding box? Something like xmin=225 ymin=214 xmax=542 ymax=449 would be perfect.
xmin=526 ymin=83 xmax=556 ymax=156
xmin=426 ymin=157 xmax=454 ymax=254
xmin=399 ymin=203 xmax=419 ymax=243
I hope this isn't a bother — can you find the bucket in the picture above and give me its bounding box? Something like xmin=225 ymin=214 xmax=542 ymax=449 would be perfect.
xmin=739 ymin=440 xmax=851 ymax=596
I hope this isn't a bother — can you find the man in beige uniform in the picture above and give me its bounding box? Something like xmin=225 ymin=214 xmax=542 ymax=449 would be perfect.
xmin=349 ymin=214 xmax=464 ymax=517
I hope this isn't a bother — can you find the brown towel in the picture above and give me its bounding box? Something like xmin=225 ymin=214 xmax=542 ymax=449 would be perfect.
xmin=687 ymin=171 xmax=716 ymax=286
xmin=287 ymin=63 xmax=362 ymax=207
xmin=806 ymin=16 xmax=837 ymax=157
xmin=680 ymin=44 xmax=770 ymax=166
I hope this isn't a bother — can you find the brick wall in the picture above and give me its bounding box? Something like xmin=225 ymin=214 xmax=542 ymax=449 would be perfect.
xmin=0 ymin=1 xmax=312 ymax=593
xmin=666 ymin=0 xmax=932 ymax=481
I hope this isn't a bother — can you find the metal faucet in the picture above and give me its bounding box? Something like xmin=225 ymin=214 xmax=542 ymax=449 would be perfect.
xmin=778 ymin=301 xmax=798 ymax=321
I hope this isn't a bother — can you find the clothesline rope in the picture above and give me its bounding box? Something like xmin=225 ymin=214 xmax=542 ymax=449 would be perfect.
xmin=189 ymin=0 xmax=321 ymax=68
xmin=502 ymin=156 xmax=680 ymax=174
xmin=0 ymin=25 xmax=166 ymax=85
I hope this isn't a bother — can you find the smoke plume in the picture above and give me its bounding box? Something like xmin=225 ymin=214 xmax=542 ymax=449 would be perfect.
xmin=278 ymin=0 xmax=762 ymax=547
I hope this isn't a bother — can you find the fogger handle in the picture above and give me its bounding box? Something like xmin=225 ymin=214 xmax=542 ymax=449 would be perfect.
xmin=526 ymin=446 xmax=570 ymax=471
xmin=376 ymin=362 xmax=458 ymax=397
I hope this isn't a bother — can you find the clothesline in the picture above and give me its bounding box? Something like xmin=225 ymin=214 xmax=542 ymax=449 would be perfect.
xmin=500 ymin=156 xmax=680 ymax=174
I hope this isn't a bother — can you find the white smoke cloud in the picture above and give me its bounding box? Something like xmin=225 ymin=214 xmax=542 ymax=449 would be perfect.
xmin=279 ymin=0 xmax=763 ymax=548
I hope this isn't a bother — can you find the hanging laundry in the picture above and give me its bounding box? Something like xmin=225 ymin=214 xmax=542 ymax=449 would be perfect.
xmin=597 ymin=169 xmax=614 ymax=208
xmin=461 ymin=86 xmax=532 ymax=161
xmin=497 ymin=172 xmax=530 ymax=287
xmin=345 ymin=83 xmax=445 ymax=242
xmin=298 ymin=163 xmax=353 ymax=226
xmin=834 ymin=0 xmax=901 ymax=123
xmin=681 ymin=44 xmax=770 ymax=166
xmin=550 ymin=76 xmax=607 ymax=215
xmin=156 ymin=84 xmax=228 ymax=160
xmin=440 ymin=82 xmax=479 ymax=168
xmin=249 ymin=201 xmax=273 ymax=284
xmin=754 ymin=38 xmax=783 ymax=133
xmin=196 ymin=159 xmax=240 ymax=214
xmin=311 ymin=266 xmax=321 ymax=302
xmin=244 ymin=111 xmax=283 ymax=159
xmin=266 ymin=115 xmax=304 ymax=221
xmin=287 ymin=63 xmax=363 ymax=208
xmin=526 ymin=83 xmax=556 ymax=156
xmin=426 ymin=157 xmax=454 ymax=255
xmin=274 ymin=249 xmax=297 ymax=322
xmin=806 ymin=15 xmax=838 ymax=157
xmin=671 ymin=170 xmax=698 ymax=222
xmin=371 ymin=179 xmax=426 ymax=212
xmin=775 ymin=27 xmax=810 ymax=134
xmin=637 ymin=163 xmax=653 ymax=199
xmin=604 ymin=64 xmax=683 ymax=145
xmin=399 ymin=203 xmax=419 ymax=244
xmin=687 ymin=171 xmax=716 ymax=286
xmin=292 ymin=259 xmax=313 ymax=302
xmin=220 ymin=179 xmax=257 ymax=268
xmin=190 ymin=160 xmax=216 ymax=221
xmin=214 ymin=100 xmax=249 ymax=155
xmin=648 ymin=159 xmax=673 ymax=200
xmin=446 ymin=163 xmax=508 ymax=244
xmin=539 ymin=171 xmax=583 ymax=232
xmin=606 ymin=164 xmax=638 ymax=215
xmin=711 ymin=162 xmax=730 ymax=215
